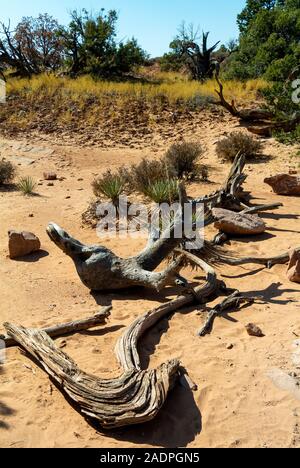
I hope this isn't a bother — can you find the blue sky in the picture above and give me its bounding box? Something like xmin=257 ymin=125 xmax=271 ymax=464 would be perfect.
xmin=0 ymin=1 xmax=245 ymax=57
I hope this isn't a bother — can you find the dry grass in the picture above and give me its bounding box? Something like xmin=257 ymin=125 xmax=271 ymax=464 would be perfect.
xmin=6 ymin=73 xmax=268 ymax=105
xmin=1 ymin=72 xmax=269 ymax=144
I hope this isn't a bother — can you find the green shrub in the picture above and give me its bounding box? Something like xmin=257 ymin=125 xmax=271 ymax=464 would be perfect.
xmin=144 ymin=179 xmax=179 ymax=204
xmin=92 ymin=170 xmax=125 ymax=205
xmin=0 ymin=159 xmax=16 ymax=185
xmin=273 ymin=125 xmax=300 ymax=145
xmin=216 ymin=132 xmax=262 ymax=162
xmin=17 ymin=176 xmax=36 ymax=195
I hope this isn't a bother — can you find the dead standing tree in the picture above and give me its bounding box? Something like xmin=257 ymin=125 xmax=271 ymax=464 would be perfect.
xmin=170 ymin=24 xmax=221 ymax=81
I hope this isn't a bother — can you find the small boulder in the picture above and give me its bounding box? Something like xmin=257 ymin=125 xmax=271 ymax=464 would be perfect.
xmin=213 ymin=208 xmax=266 ymax=236
xmin=246 ymin=323 xmax=264 ymax=338
xmin=287 ymin=249 xmax=300 ymax=284
xmin=264 ymin=174 xmax=300 ymax=196
xmin=8 ymin=230 xmax=41 ymax=259
xmin=43 ymin=172 xmax=57 ymax=181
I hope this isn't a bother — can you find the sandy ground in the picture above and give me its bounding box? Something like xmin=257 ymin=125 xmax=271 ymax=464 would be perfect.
xmin=0 ymin=114 xmax=300 ymax=448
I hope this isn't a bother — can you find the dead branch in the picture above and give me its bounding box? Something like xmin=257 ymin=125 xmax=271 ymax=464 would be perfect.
xmin=4 ymin=250 xmax=220 ymax=429
xmin=214 ymin=74 xmax=300 ymax=136
xmin=215 ymin=247 xmax=300 ymax=269
xmin=46 ymin=154 xmax=288 ymax=293
xmin=1 ymin=306 xmax=112 ymax=348
xmin=198 ymin=291 xmax=255 ymax=337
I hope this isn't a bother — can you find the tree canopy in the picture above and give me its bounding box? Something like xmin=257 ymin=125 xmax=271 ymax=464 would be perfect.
xmin=225 ymin=0 xmax=300 ymax=81
xmin=0 ymin=9 xmax=147 ymax=78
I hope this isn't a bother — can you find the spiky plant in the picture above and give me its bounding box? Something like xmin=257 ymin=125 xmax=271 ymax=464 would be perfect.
xmin=17 ymin=176 xmax=36 ymax=195
xmin=92 ymin=170 xmax=125 ymax=206
xmin=144 ymin=179 xmax=179 ymax=204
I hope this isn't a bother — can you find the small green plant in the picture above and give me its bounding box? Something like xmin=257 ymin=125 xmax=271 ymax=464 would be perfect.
xmin=216 ymin=132 xmax=262 ymax=162
xmin=92 ymin=170 xmax=125 ymax=206
xmin=273 ymin=126 xmax=300 ymax=145
xmin=164 ymin=141 xmax=204 ymax=180
xmin=17 ymin=176 xmax=36 ymax=195
xmin=144 ymin=179 xmax=179 ymax=204
xmin=0 ymin=159 xmax=16 ymax=185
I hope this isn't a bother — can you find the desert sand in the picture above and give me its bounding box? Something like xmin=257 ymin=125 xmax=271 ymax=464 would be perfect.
xmin=0 ymin=113 xmax=300 ymax=448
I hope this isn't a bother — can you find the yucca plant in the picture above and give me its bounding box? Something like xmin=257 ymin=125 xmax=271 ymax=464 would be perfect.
xmin=92 ymin=170 xmax=125 ymax=207
xmin=17 ymin=176 xmax=36 ymax=195
xmin=144 ymin=179 xmax=179 ymax=204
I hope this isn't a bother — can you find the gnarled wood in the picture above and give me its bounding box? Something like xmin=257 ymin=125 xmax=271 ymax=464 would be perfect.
xmin=1 ymin=306 xmax=112 ymax=348
xmin=215 ymin=74 xmax=300 ymax=137
xmin=47 ymin=154 xmax=286 ymax=293
xmin=4 ymin=250 xmax=220 ymax=429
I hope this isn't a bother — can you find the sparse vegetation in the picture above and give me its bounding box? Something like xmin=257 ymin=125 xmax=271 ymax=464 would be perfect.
xmin=143 ymin=179 xmax=179 ymax=204
xmin=274 ymin=126 xmax=300 ymax=145
xmin=0 ymin=158 xmax=16 ymax=185
xmin=164 ymin=141 xmax=204 ymax=181
xmin=17 ymin=176 xmax=36 ymax=195
xmin=216 ymin=132 xmax=263 ymax=162
xmin=92 ymin=170 xmax=125 ymax=206
xmin=123 ymin=158 xmax=171 ymax=195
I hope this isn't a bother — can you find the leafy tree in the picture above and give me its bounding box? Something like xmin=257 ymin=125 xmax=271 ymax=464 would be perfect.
xmin=60 ymin=9 xmax=147 ymax=77
xmin=225 ymin=0 xmax=300 ymax=81
xmin=0 ymin=14 xmax=63 ymax=76
xmin=237 ymin=0 xmax=284 ymax=34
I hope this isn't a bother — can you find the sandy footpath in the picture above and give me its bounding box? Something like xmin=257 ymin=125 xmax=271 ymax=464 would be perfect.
xmin=0 ymin=116 xmax=300 ymax=448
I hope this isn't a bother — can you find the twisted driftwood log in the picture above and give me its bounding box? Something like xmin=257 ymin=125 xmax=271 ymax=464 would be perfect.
xmin=4 ymin=251 xmax=225 ymax=429
xmin=46 ymin=155 xmax=282 ymax=293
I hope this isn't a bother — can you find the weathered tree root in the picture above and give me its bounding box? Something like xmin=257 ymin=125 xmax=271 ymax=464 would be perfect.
xmin=45 ymin=155 xmax=247 ymax=293
xmin=4 ymin=251 xmax=219 ymax=429
xmin=1 ymin=306 xmax=112 ymax=348
xmin=46 ymin=154 xmax=286 ymax=293
xmin=4 ymin=323 xmax=181 ymax=429
xmin=198 ymin=291 xmax=255 ymax=337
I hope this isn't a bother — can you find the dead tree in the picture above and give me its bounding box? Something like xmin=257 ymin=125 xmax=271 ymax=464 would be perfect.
xmin=4 ymin=251 xmax=253 ymax=428
xmin=47 ymin=155 xmax=286 ymax=293
xmin=170 ymin=26 xmax=220 ymax=81
xmin=214 ymin=74 xmax=300 ymax=136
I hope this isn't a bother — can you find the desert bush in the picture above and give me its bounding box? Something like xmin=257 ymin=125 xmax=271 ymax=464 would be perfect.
xmin=0 ymin=159 xmax=16 ymax=185
xmin=273 ymin=126 xmax=300 ymax=145
xmin=124 ymin=158 xmax=172 ymax=195
xmin=216 ymin=132 xmax=262 ymax=162
xmin=143 ymin=179 xmax=179 ymax=204
xmin=92 ymin=170 xmax=125 ymax=206
xmin=17 ymin=176 xmax=36 ymax=195
xmin=164 ymin=141 xmax=204 ymax=180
